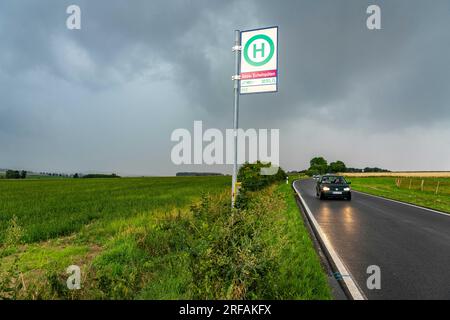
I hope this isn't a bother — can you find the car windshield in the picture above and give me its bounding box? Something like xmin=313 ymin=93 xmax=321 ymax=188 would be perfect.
xmin=321 ymin=176 xmax=346 ymax=184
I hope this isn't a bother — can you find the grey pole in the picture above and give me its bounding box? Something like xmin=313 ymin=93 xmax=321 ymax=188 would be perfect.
xmin=231 ymin=30 xmax=241 ymax=208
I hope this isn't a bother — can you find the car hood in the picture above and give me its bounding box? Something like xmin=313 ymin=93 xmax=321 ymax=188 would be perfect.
xmin=321 ymin=183 xmax=349 ymax=188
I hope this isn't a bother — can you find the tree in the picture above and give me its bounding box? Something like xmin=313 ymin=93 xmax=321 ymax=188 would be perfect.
xmin=329 ymin=161 xmax=346 ymax=173
xmin=6 ymin=170 xmax=21 ymax=179
xmin=310 ymin=157 xmax=327 ymax=168
xmin=308 ymin=157 xmax=328 ymax=175
xmin=73 ymin=173 xmax=79 ymax=178
xmin=20 ymin=170 xmax=27 ymax=179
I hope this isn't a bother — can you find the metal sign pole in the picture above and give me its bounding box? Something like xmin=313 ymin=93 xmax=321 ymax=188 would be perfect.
xmin=231 ymin=30 xmax=241 ymax=208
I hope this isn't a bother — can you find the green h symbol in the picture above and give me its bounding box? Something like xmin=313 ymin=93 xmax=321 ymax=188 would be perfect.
xmin=253 ymin=42 xmax=265 ymax=59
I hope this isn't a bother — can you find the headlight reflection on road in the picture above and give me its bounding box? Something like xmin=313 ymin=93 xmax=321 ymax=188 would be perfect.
xmin=318 ymin=204 xmax=332 ymax=224
xmin=342 ymin=206 xmax=356 ymax=235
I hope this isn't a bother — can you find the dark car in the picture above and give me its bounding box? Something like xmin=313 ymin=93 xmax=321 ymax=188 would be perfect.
xmin=316 ymin=175 xmax=351 ymax=200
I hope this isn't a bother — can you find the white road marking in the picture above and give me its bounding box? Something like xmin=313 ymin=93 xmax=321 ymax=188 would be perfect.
xmin=293 ymin=180 xmax=366 ymax=300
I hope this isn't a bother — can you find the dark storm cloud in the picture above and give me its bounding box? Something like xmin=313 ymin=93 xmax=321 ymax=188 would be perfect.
xmin=232 ymin=0 xmax=450 ymax=130
xmin=0 ymin=0 xmax=449 ymax=173
xmin=0 ymin=1 xmax=227 ymax=86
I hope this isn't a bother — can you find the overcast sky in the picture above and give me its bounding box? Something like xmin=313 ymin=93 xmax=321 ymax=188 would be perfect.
xmin=1 ymin=0 xmax=450 ymax=175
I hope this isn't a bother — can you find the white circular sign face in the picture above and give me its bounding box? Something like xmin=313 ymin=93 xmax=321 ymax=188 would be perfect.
xmin=243 ymin=33 xmax=275 ymax=68
xmin=246 ymin=38 xmax=272 ymax=64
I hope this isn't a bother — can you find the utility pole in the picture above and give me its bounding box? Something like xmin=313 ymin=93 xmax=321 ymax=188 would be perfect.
xmin=231 ymin=30 xmax=241 ymax=208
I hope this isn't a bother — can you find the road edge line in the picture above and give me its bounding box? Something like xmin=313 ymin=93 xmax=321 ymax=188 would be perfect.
xmin=352 ymin=190 xmax=450 ymax=217
xmin=292 ymin=180 xmax=366 ymax=300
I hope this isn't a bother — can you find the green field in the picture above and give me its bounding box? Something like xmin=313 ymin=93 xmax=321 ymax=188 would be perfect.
xmin=0 ymin=176 xmax=231 ymax=243
xmin=0 ymin=176 xmax=331 ymax=299
xmin=347 ymin=176 xmax=450 ymax=214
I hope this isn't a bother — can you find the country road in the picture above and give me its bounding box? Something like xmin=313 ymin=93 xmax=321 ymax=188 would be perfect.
xmin=293 ymin=179 xmax=450 ymax=300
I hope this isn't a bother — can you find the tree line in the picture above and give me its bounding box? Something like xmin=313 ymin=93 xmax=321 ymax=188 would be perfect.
xmin=1 ymin=170 xmax=27 ymax=179
xmin=304 ymin=156 xmax=389 ymax=176
xmin=0 ymin=170 xmax=120 ymax=179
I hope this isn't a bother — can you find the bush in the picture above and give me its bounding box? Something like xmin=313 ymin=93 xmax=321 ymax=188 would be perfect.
xmin=237 ymin=162 xmax=286 ymax=192
xmin=236 ymin=162 xmax=286 ymax=208
xmin=187 ymin=190 xmax=280 ymax=299
xmin=185 ymin=185 xmax=331 ymax=299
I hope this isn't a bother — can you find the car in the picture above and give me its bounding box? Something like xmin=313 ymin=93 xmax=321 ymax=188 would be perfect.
xmin=316 ymin=175 xmax=351 ymax=200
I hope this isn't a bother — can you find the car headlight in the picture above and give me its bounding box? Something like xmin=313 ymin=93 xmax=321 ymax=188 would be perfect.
xmin=344 ymin=187 xmax=351 ymax=191
xmin=322 ymin=186 xmax=330 ymax=191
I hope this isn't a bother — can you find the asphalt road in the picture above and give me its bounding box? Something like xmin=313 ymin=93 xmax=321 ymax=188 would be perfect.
xmin=293 ymin=179 xmax=450 ymax=300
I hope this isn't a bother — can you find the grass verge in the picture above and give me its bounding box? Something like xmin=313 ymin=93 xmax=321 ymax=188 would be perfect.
xmin=273 ymin=183 xmax=332 ymax=299
xmin=347 ymin=176 xmax=450 ymax=214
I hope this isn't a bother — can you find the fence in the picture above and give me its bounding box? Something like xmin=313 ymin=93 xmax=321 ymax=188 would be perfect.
xmin=394 ymin=177 xmax=450 ymax=196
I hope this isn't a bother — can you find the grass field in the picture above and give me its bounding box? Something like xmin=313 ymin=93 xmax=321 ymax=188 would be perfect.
xmin=0 ymin=176 xmax=331 ymax=299
xmin=346 ymin=176 xmax=450 ymax=214
xmin=0 ymin=177 xmax=230 ymax=243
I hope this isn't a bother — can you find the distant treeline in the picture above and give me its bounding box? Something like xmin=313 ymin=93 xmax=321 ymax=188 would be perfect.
xmin=78 ymin=174 xmax=120 ymax=179
xmin=39 ymin=172 xmax=71 ymax=177
xmin=176 ymin=172 xmax=224 ymax=177
xmin=288 ymin=156 xmax=390 ymax=176
xmin=346 ymin=167 xmax=390 ymax=173
xmin=0 ymin=170 xmax=121 ymax=179
xmin=1 ymin=170 xmax=27 ymax=179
